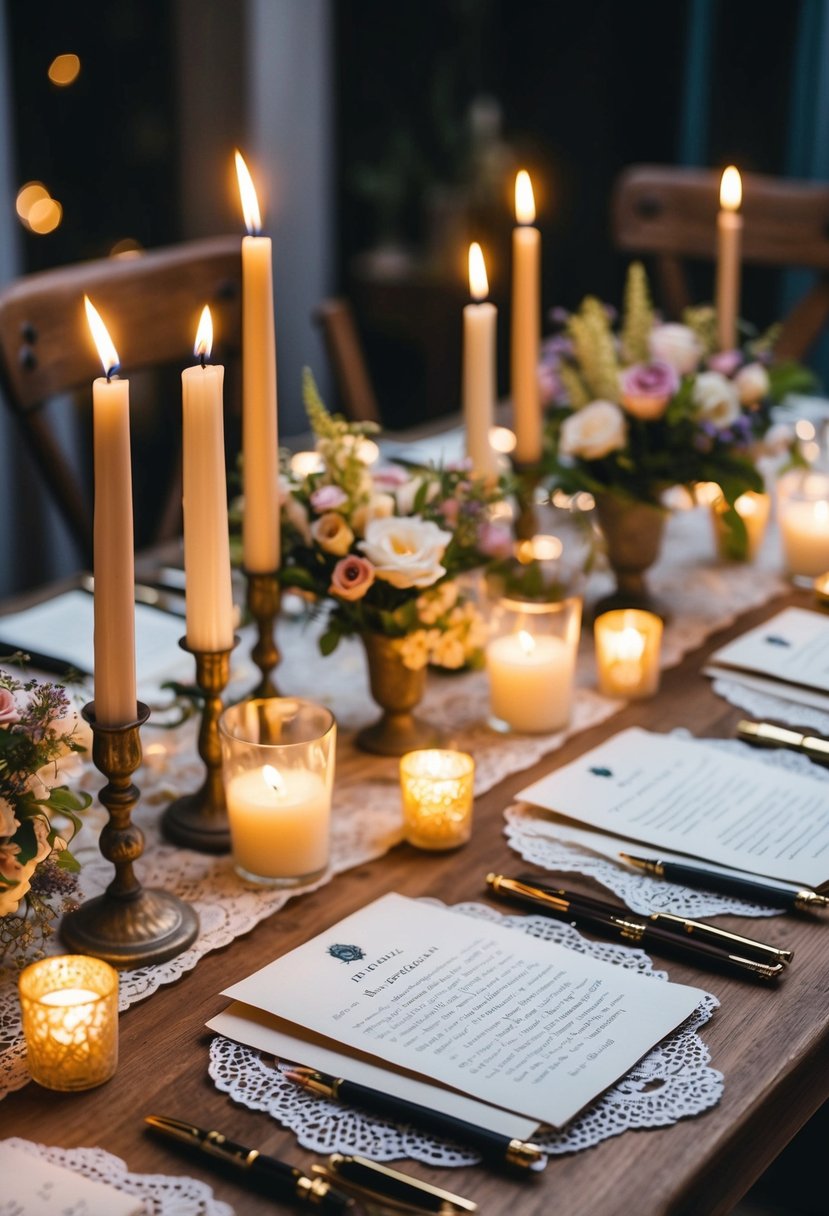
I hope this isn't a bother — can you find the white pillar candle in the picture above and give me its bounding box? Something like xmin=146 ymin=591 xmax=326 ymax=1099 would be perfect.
xmin=85 ymin=297 xmax=137 ymax=728
xmin=780 ymin=498 xmax=829 ymax=577
xmin=487 ymin=629 xmax=575 ymax=733
xmin=463 ymin=242 xmax=497 ymax=479
xmin=225 ymin=764 xmax=330 ymax=879
xmin=511 ymin=170 xmax=542 ymax=465
xmin=715 ymin=166 xmax=743 ymax=351
xmin=236 ymin=151 xmax=280 ymax=574
xmin=182 ymin=306 xmax=235 ymax=652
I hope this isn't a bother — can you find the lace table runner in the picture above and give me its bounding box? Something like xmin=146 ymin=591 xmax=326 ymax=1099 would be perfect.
xmin=504 ymin=733 xmax=828 ymax=917
xmin=2 ymin=1137 xmax=234 ymax=1216
xmin=208 ymin=900 xmax=722 ymax=1164
xmin=0 ymin=507 xmax=785 ymax=1101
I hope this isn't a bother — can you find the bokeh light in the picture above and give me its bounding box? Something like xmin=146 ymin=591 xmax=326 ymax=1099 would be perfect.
xmin=48 ymin=53 xmax=81 ymax=86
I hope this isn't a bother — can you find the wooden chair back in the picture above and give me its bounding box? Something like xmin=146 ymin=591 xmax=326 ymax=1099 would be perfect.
xmin=611 ymin=165 xmax=829 ymax=359
xmin=313 ymin=298 xmax=381 ymax=425
xmin=0 ymin=235 xmax=242 ymax=565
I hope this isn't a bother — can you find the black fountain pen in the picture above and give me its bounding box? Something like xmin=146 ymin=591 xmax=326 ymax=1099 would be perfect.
xmin=515 ymin=872 xmax=793 ymax=965
xmin=144 ymin=1115 xmax=354 ymax=1213
xmin=620 ymin=853 xmax=829 ymax=913
xmin=285 ymin=1069 xmax=547 ymax=1173
xmin=486 ymin=874 xmax=786 ymax=982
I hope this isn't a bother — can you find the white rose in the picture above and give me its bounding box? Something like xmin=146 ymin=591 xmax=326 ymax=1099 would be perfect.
xmin=359 ymin=515 xmax=452 ymax=589
xmin=692 ymin=371 xmax=741 ymax=428
xmin=648 ymin=323 xmax=703 ymax=375
xmin=351 ymin=492 xmax=396 ymax=536
xmin=734 ymin=361 xmax=770 ymax=405
xmin=559 ymin=400 xmax=627 ymax=461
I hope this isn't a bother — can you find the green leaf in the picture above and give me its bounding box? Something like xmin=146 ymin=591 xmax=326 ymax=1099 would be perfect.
xmin=319 ymin=625 xmax=342 ymax=657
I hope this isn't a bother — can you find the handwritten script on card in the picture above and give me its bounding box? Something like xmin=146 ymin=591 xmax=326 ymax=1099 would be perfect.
xmin=222 ymin=894 xmax=704 ymax=1128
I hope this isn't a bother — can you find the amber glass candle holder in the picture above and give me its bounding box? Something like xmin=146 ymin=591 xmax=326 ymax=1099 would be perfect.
xmin=594 ymin=608 xmax=663 ymax=699
xmin=18 ymin=955 xmax=118 ymax=1091
xmin=400 ymin=749 xmax=475 ymax=850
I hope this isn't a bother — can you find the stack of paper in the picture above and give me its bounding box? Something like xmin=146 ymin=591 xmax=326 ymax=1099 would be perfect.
xmin=704 ymin=606 xmax=829 ymax=712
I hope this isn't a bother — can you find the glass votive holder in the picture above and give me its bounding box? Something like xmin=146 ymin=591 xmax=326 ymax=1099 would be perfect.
xmin=18 ymin=955 xmax=118 ymax=1091
xmin=594 ymin=608 xmax=663 ymax=699
xmin=777 ymin=470 xmax=829 ymax=578
xmin=711 ymin=490 xmax=771 ymax=561
xmin=400 ymin=749 xmax=475 ymax=850
xmin=219 ymin=697 xmax=335 ymax=886
xmin=485 ymin=595 xmax=582 ymax=733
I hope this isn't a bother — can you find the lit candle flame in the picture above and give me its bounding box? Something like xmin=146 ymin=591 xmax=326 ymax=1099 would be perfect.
xmin=517 ymin=629 xmax=536 ymax=655
xmin=194 ymin=304 xmax=213 ymax=361
xmin=84 ymin=295 xmax=120 ymax=379
xmin=612 ymin=627 xmax=646 ymax=663
xmin=235 ymin=150 xmax=262 ymax=235
xmin=720 ymin=166 xmax=742 ymax=211
xmin=468 ymin=241 xmax=489 ymax=300
xmin=263 ymin=764 xmax=286 ymax=796
xmin=515 ymin=170 xmax=536 ymax=225
xmin=489 ymin=425 xmax=516 ymax=454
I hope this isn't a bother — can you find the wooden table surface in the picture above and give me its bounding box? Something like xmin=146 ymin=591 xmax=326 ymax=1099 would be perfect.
xmin=2 ymin=583 xmax=828 ymax=1216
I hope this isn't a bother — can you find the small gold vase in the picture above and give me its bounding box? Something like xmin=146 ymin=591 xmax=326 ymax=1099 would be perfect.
xmin=595 ymin=493 xmax=666 ymax=617
xmin=356 ymin=633 xmax=445 ymax=757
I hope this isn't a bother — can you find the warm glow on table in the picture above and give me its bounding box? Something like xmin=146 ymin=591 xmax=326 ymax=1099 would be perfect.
xmin=716 ymin=165 xmax=742 ymax=351
xmin=18 ymin=956 xmax=118 ymax=1091
xmin=594 ymin=608 xmax=663 ymax=699
xmin=400 ymin=749 xmax=475 ymax=850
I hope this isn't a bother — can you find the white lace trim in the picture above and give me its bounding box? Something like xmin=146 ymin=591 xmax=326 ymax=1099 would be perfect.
xmin=1 ymin=1137 xmax=234 ymax=1216
xmin=208 ymin=899 xmax=721 ymax=1163
xmin=0 ymin=506 xmax=782 ymax=1102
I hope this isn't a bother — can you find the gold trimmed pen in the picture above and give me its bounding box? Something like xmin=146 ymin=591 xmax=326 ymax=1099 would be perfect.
xmin=486 ymin=874 xmax=786 ymax=982
xmin=737 ymin=718 xmax=829 ymax=765
xmin=620 ymin=852 xmax=829 ymax=913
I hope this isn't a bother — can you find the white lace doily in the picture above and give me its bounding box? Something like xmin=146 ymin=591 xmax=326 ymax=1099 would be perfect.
xmin=208 ymin=898 xmax=721 ymax=1164
xmin=713 ymin=676 xmax=829 ymax=737
xmin=504 ymin=730 xmax=827 ymax=918
xmin=0 ymin=506 xmax=784 ymax=1101
xmin=1 ymin=1137 xmax=234 ymax=1216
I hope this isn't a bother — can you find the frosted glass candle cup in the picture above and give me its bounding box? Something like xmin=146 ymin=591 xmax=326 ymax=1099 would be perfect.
xmin=594 ymin=608 xmax=663 ymax=699
xmin=219 ymin=697 xmax=335 ymax=886
xmin=711 ymin=490 xmax=771 ymax=562
xmin=486 ymin=596 xmax=582 ymax=733
xmin=778 ymin=471 xmax=829 ymax=578
xmin=18 ymin=955 xmax=118 ymax=1091
xmin=400 ymin=749 xmax=475 ymax=850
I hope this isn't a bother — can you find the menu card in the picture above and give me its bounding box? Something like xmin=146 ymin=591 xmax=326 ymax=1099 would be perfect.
xmin=518 ymin=727 xmax=829 ymax=887
xmin=704 ymin=606 xmax=829 ymax=711
xmin=219 ymin=893 xmax=704 ymax=1129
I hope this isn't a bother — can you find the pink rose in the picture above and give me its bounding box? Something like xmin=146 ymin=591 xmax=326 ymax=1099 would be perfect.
xmin=371 ymin=465 xmax=410 ymax=491
xmin=0 ymin=688 xmax=20 ymax=725
xmin=477 ymin=520 xmax=513 ymax=559
xmin=620 ymin=361 xmax=679 ymax=420
xmin=440 ymin=498 xmax=460 ymax=527
xmin=329 ymin=555 xmax=375 ymax=601
xmin=707 ymin=349 xmax=742 ymax=377
xmin=310 ymin=484 xmax=348 ymax=513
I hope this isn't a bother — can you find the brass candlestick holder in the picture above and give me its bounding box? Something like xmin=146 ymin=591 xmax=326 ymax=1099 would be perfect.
xmin=61 ymin=702 xmax=199 ymax=967
xmin=162 ymin=637 xmax=238 ymax=853
xmin=512 ymin=460 xmax=544 ymax=540
xmin=245 ymin=570 xmax=281 ymax=697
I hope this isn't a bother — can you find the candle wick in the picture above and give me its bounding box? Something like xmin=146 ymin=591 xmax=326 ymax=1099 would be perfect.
xmin=105 ymin=365 xmax=120 ymax=383
xmin=200 ymin=353 xmax=207 ymax=369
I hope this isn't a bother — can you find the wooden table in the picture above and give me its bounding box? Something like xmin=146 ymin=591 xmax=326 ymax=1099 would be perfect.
xmin=3 ymin=584 xmax=828 ymax=1216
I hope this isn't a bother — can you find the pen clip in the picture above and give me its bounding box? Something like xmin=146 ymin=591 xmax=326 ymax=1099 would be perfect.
xmin=312 ymin=1154 xmax=477 ymax=1215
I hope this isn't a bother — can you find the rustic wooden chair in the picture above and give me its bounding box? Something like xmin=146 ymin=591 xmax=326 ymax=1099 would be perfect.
xmin=0 ymin=235 xmax=242 ymax=567
xmin=611 ymin=165 xmax=829 ymax=359
xmin=312 ymin=297 xmax=381 ymax=425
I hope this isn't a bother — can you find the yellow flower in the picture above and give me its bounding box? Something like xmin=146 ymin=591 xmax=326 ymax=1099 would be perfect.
xmin=311 ymin=511 xmax=354 ymax=556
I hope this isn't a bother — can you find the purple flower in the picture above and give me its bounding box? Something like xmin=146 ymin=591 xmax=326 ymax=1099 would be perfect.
xmin=310 ymin=484 xmax=348 ymax=513
xmin=707 ymin=349 xmax=743 ymax=377
xmin=619 ymin=361 xmax=679 ymax=420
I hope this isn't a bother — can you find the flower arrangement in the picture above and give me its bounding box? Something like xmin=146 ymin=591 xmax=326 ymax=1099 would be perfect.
xmin=0 ymin=664 xmax=91 ymax=965
xmin=279 ymin=372 xmax=511 ymax=670
xmin=541 ymin=263 xmax=813 ymax=547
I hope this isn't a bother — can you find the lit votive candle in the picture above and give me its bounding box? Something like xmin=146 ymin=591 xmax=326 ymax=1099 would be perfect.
xmin=487 ymin=594 xmax=581 ymax=734
xmin=712 ymin=490 xmax=771 ymax=561
xmin=400 ymin=749 xmax=475 ymax=850
xmin=219 ymin=697 xmax=335 ymax=886
xmin=779 ymin=473 xmax=829 ymax=578
xmin=594 ymin=608 xmax=663 ymax=699
xmin=18 ymin=955 xmax=118 ymax=1091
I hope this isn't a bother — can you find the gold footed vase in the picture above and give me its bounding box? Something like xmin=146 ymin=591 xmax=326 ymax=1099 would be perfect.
xmin=594 ymin=494 xmax=666 ymax=618
xmin=356 ymin=633 xmax=446 ymax=757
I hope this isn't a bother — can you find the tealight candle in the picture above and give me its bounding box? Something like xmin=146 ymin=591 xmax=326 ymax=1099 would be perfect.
xmin=400 ymin=749 xmax=475 ymax=850
xmin=711 ymin=490 xmax=771 ymax=561
xmin=594 ymin=608 xmax=663 ymax=699
xmin=486 ymin=596 xmax=581 ymax=733
xmin=18 ymin=955 xmax=118 ymax=1091
xmin=778 ymin=473 xmax=829 ymax=578
xmin=219 ymin=697 xmax=335 ymax=886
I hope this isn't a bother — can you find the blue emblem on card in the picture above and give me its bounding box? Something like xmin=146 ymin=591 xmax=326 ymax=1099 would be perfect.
xmin=327 ymin=943 xmax=366 ymax=964
xmin=589 ymin=766 xmax=613 ymax=778
xmin=764 ymin=635 xmax=791 ymax=647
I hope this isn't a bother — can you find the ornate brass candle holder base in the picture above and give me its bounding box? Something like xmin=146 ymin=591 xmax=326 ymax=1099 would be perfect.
xmin=245 ymin=570 xmax=281 ymax=697
xmin=512 ymin=460 xmax=543 ymax=540
xmin=61 ymin=702 xmax=199 ymax=968
xmin=162 ymin=638 xmax=237 ymax=853
xmin=356 ymin=632 xmax=446 ymax=757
